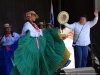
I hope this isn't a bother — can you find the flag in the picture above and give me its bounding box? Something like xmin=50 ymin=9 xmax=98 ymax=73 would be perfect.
xmin=50 ymin=0 xmax=54 ymax=26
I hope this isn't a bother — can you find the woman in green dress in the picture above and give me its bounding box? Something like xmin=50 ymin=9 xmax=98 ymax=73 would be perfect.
xmin=11 ymin=11 xmax=70 ymax=75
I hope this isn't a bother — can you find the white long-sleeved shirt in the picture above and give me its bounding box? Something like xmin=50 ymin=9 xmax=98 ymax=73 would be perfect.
xmin=64 ymin=17 xmax=98 ymax=46
xmin=1 ymin=32 xmax=20 ymax=46
xmin=21 ymin=22 xmax=43 ymax=37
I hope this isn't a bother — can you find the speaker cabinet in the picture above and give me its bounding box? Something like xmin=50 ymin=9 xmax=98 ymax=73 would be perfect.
xmin=61 ymin=67 xmax=97 ymax=75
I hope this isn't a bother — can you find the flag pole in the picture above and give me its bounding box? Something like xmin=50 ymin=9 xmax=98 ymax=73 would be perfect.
xmin=59 ymin=0 xmax=62 ymax=32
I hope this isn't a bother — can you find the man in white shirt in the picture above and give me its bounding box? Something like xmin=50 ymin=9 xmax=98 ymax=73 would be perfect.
xmin=64 ymin=10 xmax=99 ymax=68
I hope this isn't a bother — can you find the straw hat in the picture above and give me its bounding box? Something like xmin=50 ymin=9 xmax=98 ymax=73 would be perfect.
xmin=46 ymin=23 xmax=53 ymax=27
xmin=3 ymin=23 xmax=12 ymax=28
xmin=26 ymin=11 xmax=39 ymax=19
xmin=38 ymin=22 xmax=45 ymax=25
xmin=57 ymin=11 xmax=69 ymax=24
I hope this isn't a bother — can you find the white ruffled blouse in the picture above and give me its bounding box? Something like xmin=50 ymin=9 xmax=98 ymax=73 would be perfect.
xmin=1 ymin=32 xmax=20 ymax=46
xmin=21 ymin=22 xmax=43 ymax=37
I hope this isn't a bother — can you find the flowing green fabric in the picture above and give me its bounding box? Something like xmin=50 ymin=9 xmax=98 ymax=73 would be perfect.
xmin=11 ymin=28 xmax=70 ymax=75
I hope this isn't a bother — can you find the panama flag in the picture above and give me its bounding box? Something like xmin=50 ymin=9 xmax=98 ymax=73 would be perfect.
xmin=50 ymin=0 xmax=54 ymax=26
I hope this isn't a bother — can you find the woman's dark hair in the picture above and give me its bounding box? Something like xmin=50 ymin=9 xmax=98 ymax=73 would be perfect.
xmin=61 ymin=25 xmax=66 ymax=30
xmin=3 ymin=29 xmax=14 ymax=37
xmin=0 ymin=29 xmax=14 ymax=41
xmin=0 ymin=28 xmax=14 ymax=40
xmin=0 ymin=30 xmax=14 ymax=42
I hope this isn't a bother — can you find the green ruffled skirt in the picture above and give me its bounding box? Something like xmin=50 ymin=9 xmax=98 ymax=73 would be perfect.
xmin=11 ymin=28 xmax=70 ymax=75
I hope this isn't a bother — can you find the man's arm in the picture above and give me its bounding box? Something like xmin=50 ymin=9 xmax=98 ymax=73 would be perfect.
xmin=89 ymin=10 xmax=99 ymax=28
xmin=64 ymin=22 xmax=76 ymax=30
